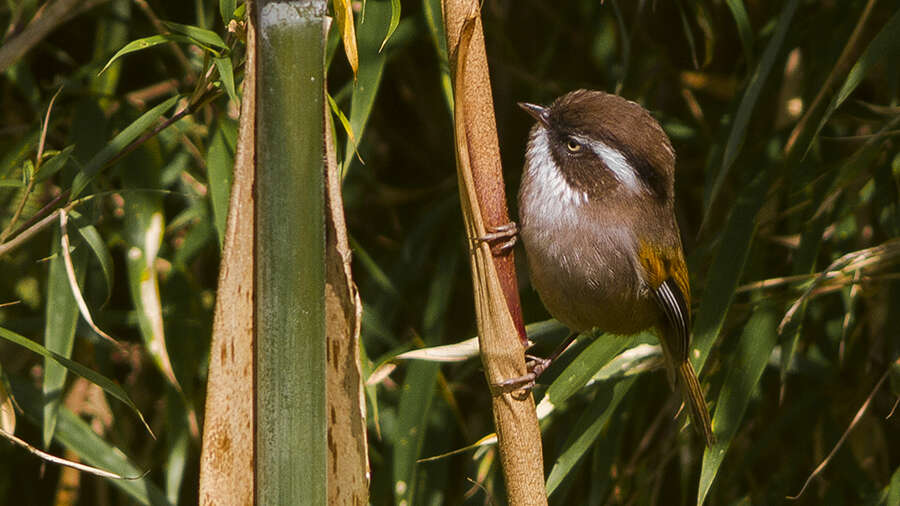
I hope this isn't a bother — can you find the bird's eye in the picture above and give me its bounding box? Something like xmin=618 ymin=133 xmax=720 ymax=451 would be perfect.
xmin=566 ymin=139 xmax=581 ymax=152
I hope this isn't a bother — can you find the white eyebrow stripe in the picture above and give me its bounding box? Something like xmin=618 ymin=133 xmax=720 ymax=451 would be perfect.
xmin=576 ymin=136 xmax=644 ymax=194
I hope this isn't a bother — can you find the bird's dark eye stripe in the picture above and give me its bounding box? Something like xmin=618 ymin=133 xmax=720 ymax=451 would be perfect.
xmin=621 ymin=148 xmax=666 ymax=199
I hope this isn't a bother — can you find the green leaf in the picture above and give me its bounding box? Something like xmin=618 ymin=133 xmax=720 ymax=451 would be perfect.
xmin=725 ymin=0 xmax=754 ymax=67
xmin=327 ymin=92 xmax=360 ymax=166
xmin=70 ymin=94 xmax=181 ymax=199
xmin=0 ymin=179 xmax=24 ymax=188
xmin=219 ymin=0 xmax=237 ymax=23
xmin=379 ymin=0 xmax=401 ymax=53
xmin=99 ymin=34 xmax=195 ymax=75
xmin=34 ymin=144 xmax=74 ymax=182
xmin=703 ymin=0 xmax=799 ymax=224
xmin=70 ymin=211 xmax=115 ymax=305
xmin=393 ymin=360 xmax=439 ymax=506
xmin=808 ymin=9 xmax=900 ymax=158
xmin=206 ymin=118 xmax=237 ymax=249
xmin=541 ymin=332 xmax=645 ymax=410
xmin=341 ymin=0 xmax=393 ymax=174
xmin=546 ymin=377 xmax=636 ymax=497
xmin=41 ymin=232 xmax=86 ymax=447
xmin=0 ymin=326 xmax=153 ymax=438
xmin=162 ymin=20 xmax=228 ymax=50
xmin=214 ymin=56 xmax=239 ymax=106
xmin=9 ymin=376 xmax=171 ymax=505
xmin=698 ymin=300 xmax=778 ymax=505
xmin=692 ymin=170 xmax=772 ymax=372
xmin=887 ymin=464 xmax=900 ymax=506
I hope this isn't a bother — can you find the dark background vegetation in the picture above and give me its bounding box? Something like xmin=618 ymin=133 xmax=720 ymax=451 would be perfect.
xmin=0 ymin=0 xmax=898 ymax=504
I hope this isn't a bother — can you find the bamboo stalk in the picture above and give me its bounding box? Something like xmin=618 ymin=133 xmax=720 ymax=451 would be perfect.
xmin=442 ymin=2 xmax=547 ymax=504
xmin=254 ymin=1 xmax=328 ymax=504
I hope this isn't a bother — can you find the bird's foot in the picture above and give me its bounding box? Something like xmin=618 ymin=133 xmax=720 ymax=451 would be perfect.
xmin=491 ymin=354 xmax=552 ymax=396
xmin=475 ymin=222 xmax=518 ymax=255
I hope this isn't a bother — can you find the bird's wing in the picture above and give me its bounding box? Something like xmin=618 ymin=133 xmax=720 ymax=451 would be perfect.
xmin=652 ymin=277 xmax=691 ymax=362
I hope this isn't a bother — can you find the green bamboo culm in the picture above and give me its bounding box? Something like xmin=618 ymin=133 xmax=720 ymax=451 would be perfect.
xmin=255 ymin=1 xmax=327 ymax=504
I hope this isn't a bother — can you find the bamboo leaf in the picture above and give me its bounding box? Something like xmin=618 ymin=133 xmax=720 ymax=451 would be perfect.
xmin=9 ymin=376 xmax=170 ymax=505
xmin=692 ymin=170 xmax=772 ymax=372
xmin=99 ymin=35 xmax=195 ymax=75
xmin=808 ymin=9 xmax=900 ymax=157
xmin=698 ymin=300 xmax=778 ymax=505
xmin=41 ymin=228 xmax=85 ymax=447
xmin=545 ymin=377 xmax=637 ymax=497
xmin=725 ymin=0 xmax=754 ymax=67
xmin=703 ymin=0 xmax=799 ymax=224
xmin=34 ymin=144 xmax=74 ymax=182
xmin=0 ymin=326 xmax=153 ymax=438
xmin=392 ymin=360 xmax=439 ymax=506
xmin=70 ymin=211 xmax=115 ymax=305
xmin=214 ymin=56 xmax=239 ymax=106
xmin=206 ymin=118 xmax=237 ymax=249
xmin=379 ymin=0 xmax=401 ymax=53
xmin=539 ymin=333 xmax=644 ymax=410
xmin=333 ymin=0 xmax=359 ymax=76
xmin=70 ymin=94 xmax=181 ymax=199
xmin=59 ymin=210 xmax=118 ymax=345
xmin=341 ymin=0 xmax=393 ymax=174
xmin=162 ymin=20 xmax=228 ymax=50
xmin=220 ymin=0 xmax=237 ymax=23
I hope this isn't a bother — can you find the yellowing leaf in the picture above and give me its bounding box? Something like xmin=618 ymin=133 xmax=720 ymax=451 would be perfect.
xmin=334 ymin=0 xmax=359 ymax=77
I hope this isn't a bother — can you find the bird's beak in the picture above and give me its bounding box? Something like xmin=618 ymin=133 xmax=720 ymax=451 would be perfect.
xmin=518 ymin=102 xmax=550 ymax=127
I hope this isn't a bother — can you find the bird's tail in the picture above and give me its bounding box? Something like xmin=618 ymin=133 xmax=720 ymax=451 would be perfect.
xmin=676 ymin=359 xmax=715 ymax=447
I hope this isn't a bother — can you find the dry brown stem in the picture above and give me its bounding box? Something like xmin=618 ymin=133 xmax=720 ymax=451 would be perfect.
xmin=324 ymin=66 xmax=369 ymax=505
xmin=198 ymin=6 xmax=256 ymax=505
xmin=442 ymin=1 xmax=547 ymax=504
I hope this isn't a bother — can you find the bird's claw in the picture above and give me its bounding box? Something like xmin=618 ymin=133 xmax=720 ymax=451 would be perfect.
xmin=475 ymin=222 xmax=518 ymax=255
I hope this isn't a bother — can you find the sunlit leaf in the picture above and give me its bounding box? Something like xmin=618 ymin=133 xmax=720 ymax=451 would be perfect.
xmin=162 ymin=20 xmax=228 ymax=50
xmin=379 ymin=0 xmax=401 ymax=53
xmin=333 ymin=0 xmax=359 ymax=76
xmin=99 ymin=35 xmax=195 ymax=75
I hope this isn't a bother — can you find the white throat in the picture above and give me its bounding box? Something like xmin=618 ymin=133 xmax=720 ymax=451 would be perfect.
xmin=524 ymin=128 xmax=588 ymax=222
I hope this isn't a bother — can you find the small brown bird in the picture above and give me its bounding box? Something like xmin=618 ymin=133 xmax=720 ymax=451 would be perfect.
xmin=516 ymin=89 xmax=714 ymax=446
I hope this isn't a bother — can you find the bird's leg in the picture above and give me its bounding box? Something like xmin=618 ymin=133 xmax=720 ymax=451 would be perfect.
xmin=474 ymin=222 xmax=518 ymax=255
xmin=492 ymin=332 xmax=578 ymax=394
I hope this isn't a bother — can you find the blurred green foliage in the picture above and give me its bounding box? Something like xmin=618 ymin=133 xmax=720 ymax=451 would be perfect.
xmin=0 ymin=0 xmax=897 ymax=504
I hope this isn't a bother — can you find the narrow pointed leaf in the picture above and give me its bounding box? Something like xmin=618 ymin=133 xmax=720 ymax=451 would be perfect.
xmin=546 ymin=377 xmax=636 ymax=496
xmin=379 ymin=0 xmax=401 ymax=53
xmin=698 ymin=301 xmax=778 ymax=505
xmin=214 ymin=56 xmax=239 ymax=106
xmin=0 ymin=326 xmax=153 ymax=437
xmin=70 ymin=94 xmax=181 ymax=199
xmin=162 ymin=21 xmax=228 ymax=50
xmin=99 ymin=35 xmax=195 ymax=75
xmin=704 ymin=0 xmax=799 ymax=222
xmin=41 ymin=231 xmax=86 ymax=447
xmin=9 ymin=377 xmax=170 ymax=505
xmin=333 ymin=0 xmax=359 ymax=76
